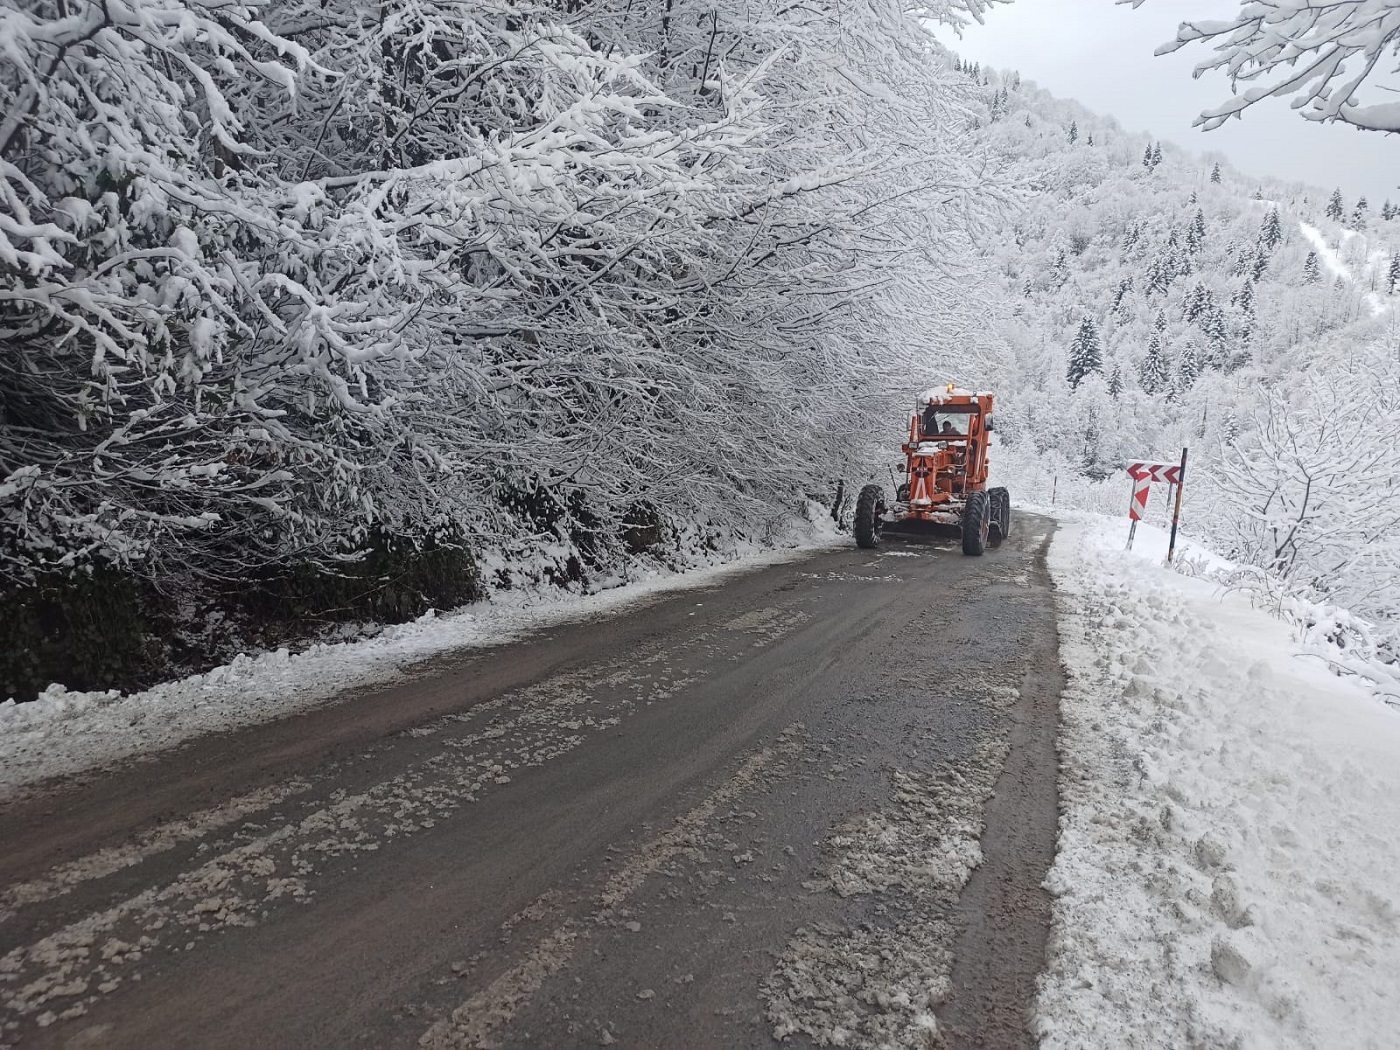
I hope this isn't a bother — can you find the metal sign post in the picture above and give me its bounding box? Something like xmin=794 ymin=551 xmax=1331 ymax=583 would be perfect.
xmin=1165 ymin=447 xmax=1189 ymax=563
xmin=1126 ymin=479 xmax=1149 ymax=550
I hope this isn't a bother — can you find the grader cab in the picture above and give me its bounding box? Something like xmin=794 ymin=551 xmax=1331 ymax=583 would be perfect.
xmin=854 ymin=386 xmax=1010 ymax=555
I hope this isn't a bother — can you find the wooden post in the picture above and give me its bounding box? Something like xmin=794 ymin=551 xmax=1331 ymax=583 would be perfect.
xmin=1166 ymin=447 xmax=1188 ymax=563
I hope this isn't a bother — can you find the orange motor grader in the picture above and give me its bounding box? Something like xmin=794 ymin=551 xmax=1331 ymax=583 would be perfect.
xmin=854 ymin=386 xmax=1010 ymax=555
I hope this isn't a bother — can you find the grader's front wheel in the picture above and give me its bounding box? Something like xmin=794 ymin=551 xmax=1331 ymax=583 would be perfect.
xmin=854 ymin=484 xmax=885 ymax=549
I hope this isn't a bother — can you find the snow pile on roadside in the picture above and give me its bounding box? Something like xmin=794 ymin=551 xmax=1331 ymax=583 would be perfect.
xmin=0 ymin=507 xmax=843 ymax=799
xmin=1036 ymin=516 xmax=1400 ymax=1049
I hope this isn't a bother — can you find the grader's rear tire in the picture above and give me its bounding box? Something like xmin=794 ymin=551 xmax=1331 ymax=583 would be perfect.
xmin=989 ymin=487 xmax=1011 ymax=541
xmin=962 ymin=490 xmax=990 ymax=556
xmin=855 ymin=484 xmax=885 ymax=549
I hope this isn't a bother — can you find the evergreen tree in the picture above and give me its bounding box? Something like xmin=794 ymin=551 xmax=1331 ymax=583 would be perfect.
xmin=1232 ymin=280 xmax=1256 ymax=314
xmin=1187 ymin=209 xmax=1208 ymax=253
xmin=1251 ymin=250 xmax=1270 ymax=283
xmin=1069 ymin=120 xmax=1079 ymax=144
xmin=1154 ymin=311 xmax=1169 ymax=334
xmin=1066 ymin=315 xmax=1103 ymax=388
xmin=1303 ymin=251 xmax=1321 ymax=284
xmin=1221 ymin=411 xmax=1240 ymax=446
xmin=1389 ymin=253 xmax=1400 ymax=294
xmin=1108 ymin=363 xmax=1123 ymax=398
xmin=1259 ymin=208 xmax=1282 ymax=250
xmin=1170 ymin=240 xmax=1193 ymax=279
xmin=1112 ymin=276 xmax=1134 ymax=314
xmin=1146 ymin=255 xmax=1172 ymax=295
xmin=1353 ymin=196 xmax=1369 ymax=226
xmin=1327 ymin=188 xmax=1345 ymax=220
xmin=1143 ymin=144 xmax=1155 ymax=169
xmin=1232 ymin=246 xmax=1256 ymax=278
xmin=1080 ymin=410 xmax=1108 ymax=480
xmin=1140 ymin=332 xmax=1170 ymax=395
xmin=1185 ymin=282 xmax=1209 ymax=321
xmin=1210 ymin=163 xmax=1222 ymax=184
xmin=1201 ymin=304 xmax=1228 ymax=351
xmin=1178 ymin=340 xmax=1202 ymax=388
xmin=1150 ymin=142 xmax=1163 ymax=166
xmin=1383 ymin=200 xmax=1396 ymax=221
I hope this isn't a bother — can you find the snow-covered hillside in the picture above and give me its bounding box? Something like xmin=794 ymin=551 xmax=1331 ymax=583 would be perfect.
xmin=1038 ymin=516 xmax=1400 ymax=1049
xmin=958 ymin=62 xmax=1400 ymax=672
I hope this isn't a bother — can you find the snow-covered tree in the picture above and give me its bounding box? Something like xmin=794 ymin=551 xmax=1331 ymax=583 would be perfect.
xmin=1210 ymin=356 xmax=1400 ymax=626
xmin=1327 ymin=189 xmax=1346 ymax=221
xmin=0 ymin=0 xmax=1019 ymax=605
xmin=1259 ymin=209 xmax=1283 ymax=250
xmin=1304 ymin=251 xmax=1323 ymax=284
xmin=1210 ymin=163 xmax=1222 ymax=184
xmin=1178 ymin=340 xmax=1202 ymax=388
xmin=1141 ymin=332 xmax=1171 ymax=395
xmin=1067 ymin=315 xmax=1103 ymax=387
xmin=1069 ymin=120 xmax=1079 ymax=144
xmin=1187 ymin=209 xmax=1208 ymax=253
xmin=1353 ymin=197 xmax=1370 ymax=226
xmin=1389 ymin=253 xmax=1400 ymax=294
xmin=1129 ymin=0 xmax=1400 ymax=132
xmin=1185 ymin=283 xmax=1211 ymax=321
xmin=1112 ymin=276 xmax=1135 ymax=315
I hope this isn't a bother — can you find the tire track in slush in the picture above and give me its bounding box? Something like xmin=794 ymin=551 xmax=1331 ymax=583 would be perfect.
xmin=418 ymin=729 xmax=804 ymax=1050
xmin=0 ymin=608 xmax=809 ymax=1037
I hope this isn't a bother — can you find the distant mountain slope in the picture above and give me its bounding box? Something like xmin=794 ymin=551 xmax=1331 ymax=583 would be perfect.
xmin=950 ymin=60 xmax=1400 ymax=647
xmin=953 ymin=63 xmax=1398 ymax=475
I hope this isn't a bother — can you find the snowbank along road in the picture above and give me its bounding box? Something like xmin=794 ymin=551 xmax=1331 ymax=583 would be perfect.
xmin=0 ymin=517 xmax=1061 ymax=1050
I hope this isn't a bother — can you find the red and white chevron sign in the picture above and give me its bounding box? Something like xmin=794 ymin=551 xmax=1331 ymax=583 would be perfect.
xmin=1128 ymin=480 xmax=1150 ymax=521
xmin=1127 ymin=461 xmax=1182 ymax=484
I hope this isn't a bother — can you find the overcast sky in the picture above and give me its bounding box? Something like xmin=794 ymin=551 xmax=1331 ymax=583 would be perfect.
xmin=935 ymin=0 xmax=1399 ymax=207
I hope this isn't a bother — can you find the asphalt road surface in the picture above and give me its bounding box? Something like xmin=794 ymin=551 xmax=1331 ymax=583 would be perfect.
xmin=0 ymin=515 xmax=1062 ymax=1050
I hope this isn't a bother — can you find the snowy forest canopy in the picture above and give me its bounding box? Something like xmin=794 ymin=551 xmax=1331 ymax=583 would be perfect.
xmin=0 ymin=0 xmax=1014 ymax=695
